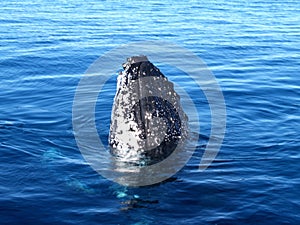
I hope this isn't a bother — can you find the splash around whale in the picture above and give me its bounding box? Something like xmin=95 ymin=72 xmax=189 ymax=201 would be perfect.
xmin=109 ymin=56 xmax=188 ymax=165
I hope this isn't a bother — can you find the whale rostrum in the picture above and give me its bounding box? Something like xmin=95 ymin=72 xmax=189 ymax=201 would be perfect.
xmin=109 ymin=56 xmax=188 ymax=165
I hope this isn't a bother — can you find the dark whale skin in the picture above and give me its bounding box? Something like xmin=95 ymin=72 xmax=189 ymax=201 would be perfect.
xmin=109 ymin=56 xmax=188 ymax=165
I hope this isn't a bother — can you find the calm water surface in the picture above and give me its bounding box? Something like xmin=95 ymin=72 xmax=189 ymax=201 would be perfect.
xmin=1 ymin=0 xmax=299 ymax=224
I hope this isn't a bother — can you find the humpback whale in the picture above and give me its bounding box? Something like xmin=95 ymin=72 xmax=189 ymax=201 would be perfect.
xmin=109 ymin=56 xmax=188 ymax=165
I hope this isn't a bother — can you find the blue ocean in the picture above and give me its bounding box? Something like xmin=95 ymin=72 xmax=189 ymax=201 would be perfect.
xmin=1 ymin=0 xmax=299 ymax=224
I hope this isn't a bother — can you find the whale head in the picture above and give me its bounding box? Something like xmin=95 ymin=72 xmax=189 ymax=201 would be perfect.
xmin=109 ymin=56 xmax=188 ymax=165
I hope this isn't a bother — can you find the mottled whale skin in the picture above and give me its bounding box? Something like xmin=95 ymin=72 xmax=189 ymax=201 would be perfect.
xmin=109 ymin=56 xmax=188 ymax=165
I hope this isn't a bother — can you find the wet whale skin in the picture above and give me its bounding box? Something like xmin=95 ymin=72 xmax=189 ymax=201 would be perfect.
xmin=109 ymin=56 xmax=188 ymax=165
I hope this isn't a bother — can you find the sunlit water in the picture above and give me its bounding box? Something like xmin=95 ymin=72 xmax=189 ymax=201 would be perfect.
xmin=1 ymin=0 xmax=299 ymax=224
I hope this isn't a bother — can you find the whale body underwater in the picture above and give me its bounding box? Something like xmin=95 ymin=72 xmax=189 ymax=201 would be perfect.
xmin=109 ymin=56 xmax=188 ymax=165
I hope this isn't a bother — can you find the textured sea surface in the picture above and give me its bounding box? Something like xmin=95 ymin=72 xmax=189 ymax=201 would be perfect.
xmin=1 ymin=0 xmax=299 ymax=224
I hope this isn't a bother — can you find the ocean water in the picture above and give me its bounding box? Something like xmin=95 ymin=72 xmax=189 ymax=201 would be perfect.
xmin=1 ymin=0 xmax=300 ymax=224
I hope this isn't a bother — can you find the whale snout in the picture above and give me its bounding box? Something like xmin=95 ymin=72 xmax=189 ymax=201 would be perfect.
xmin=109 ymin=56 xmax=188 ymax=165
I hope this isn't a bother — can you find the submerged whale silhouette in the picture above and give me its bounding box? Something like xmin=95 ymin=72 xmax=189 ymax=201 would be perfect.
xmin=109 ymin=56 xmax=188 ymax=165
